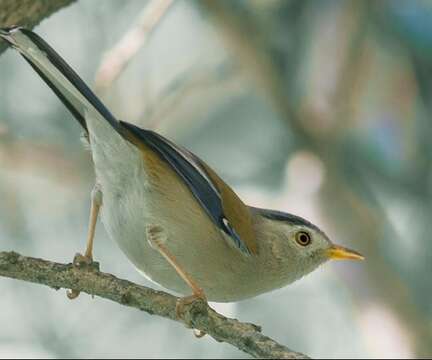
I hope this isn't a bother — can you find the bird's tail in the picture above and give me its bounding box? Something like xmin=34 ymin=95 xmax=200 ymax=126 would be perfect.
xmin=0 ymin=26 xmax=120 ymax=134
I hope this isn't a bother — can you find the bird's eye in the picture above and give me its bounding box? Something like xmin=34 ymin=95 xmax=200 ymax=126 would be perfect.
xmin=295 ymin=231 xmax=311 ymax=246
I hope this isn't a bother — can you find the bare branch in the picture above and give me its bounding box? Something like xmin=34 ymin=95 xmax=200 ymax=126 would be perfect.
xmin=0 ymin=251 xmax=308 ymax=359
xmin=94 ymin=0 xmax=173 ymax=92
xmin=0 ymin=0 xmax=76 ymax=56
xmin=143 ymin=63 xmax=239 ymax=131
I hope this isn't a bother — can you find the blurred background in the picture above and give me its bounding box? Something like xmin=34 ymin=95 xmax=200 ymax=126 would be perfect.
xmin=0 ymin=0 xmax=431 ymax=358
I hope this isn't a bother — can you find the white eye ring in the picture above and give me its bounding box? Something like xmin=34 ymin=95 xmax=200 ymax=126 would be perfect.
xmin=295 ymin=231 xmax=311 ymax=246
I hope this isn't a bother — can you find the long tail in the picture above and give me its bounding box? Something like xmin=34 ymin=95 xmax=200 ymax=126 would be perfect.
xmin=0 ymin=26 xmax=120 ymax=134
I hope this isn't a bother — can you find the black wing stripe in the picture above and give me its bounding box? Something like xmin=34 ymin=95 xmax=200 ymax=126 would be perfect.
xmin=22 ymin=57 xmax=88 ymax=132
xmin=119 ymin=122 xmax=227 ymax=229
xmin=119 ymin=122 xmax=251 ymax=254
xmin=19 ymin=29 xmax=119 ymax=131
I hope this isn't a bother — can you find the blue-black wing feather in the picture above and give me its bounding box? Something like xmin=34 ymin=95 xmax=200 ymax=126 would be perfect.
xmin=119 ymin=121 xmax=251 ymax=253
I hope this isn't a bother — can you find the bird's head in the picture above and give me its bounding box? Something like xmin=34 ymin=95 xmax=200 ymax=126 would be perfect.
xmin=253 ymin=208 xmax=364 ymax=281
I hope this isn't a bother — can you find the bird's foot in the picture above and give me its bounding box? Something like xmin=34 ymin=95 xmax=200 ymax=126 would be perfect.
xmin=145 ymin=224 xmax=208 ymax=338
xmin=66 ymin=253 xmax=99 ymax=300
xmin=176 ymin=289 xmax=208 ymax=338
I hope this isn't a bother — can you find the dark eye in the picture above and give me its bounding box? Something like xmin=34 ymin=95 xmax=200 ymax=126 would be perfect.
xmin=295 ymin=231 xmax=311 ymax=246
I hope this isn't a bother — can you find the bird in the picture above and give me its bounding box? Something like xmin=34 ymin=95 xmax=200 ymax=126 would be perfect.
xmin=0 ymin=27 xmax=363 ymax=312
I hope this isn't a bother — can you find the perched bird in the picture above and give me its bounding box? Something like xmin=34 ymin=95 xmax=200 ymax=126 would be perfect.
xmin=0 ymin=27 xmax=363 ymax=309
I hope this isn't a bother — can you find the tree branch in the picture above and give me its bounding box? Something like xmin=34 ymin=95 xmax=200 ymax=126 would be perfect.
xmin=0 ymin=0 xmax=76 ymax=56
xmin=94 ymin=0 xmax=173 ymax=93
xmin=0 ymin=251 xmax=308 ymax=359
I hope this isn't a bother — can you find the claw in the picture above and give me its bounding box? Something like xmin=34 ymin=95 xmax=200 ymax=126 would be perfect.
xmin=73 ymin=253 xmax=94 ymax=267
xmin=67 ymin=288 xmax=80 ymax=300
xmin=67 ymin=253 xmax=98 ymax=300
xmin=175 ymin=290 xmax=207 ymax=320
xmin=175 ymin=290 xmax=208 ymax=338
xmin=193 ymin=329 xmax=207 ymax=338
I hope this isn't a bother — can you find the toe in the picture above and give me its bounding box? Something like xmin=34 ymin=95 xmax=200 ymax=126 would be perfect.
xmin=175 ymin=292 xmax=208 ymax=321
xmin=67 ymin=288 xmax=80 ymax=300
xmin=193 ymin=329 xmax=207 ymax=338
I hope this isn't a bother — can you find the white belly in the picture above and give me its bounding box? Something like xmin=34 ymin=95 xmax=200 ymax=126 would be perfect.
xmin=86 ymin=116 xmax=185 ymax=293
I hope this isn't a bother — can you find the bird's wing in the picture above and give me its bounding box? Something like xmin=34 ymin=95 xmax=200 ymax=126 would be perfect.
xmin=0 ymin=27 xmax=257 ymax=255
xmin=119 ymin=121 xmax=257 ymax=255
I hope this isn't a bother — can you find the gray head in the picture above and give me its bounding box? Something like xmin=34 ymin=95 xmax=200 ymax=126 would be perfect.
xmin=253 ymin=208 xmax=364 ymax=281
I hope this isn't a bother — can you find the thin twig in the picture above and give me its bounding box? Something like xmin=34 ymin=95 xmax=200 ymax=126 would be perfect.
xmin=144 ymin=63 xmax=238 ymax=130
xmin=0 ymin=251 xmax=308 ymax=359
xmin=94 ymin=0 xmax=173 ymax=92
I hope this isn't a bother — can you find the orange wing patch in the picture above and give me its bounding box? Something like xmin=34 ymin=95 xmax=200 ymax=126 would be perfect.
xmin=200 ymin=163 xmax=257 ymax=255
xmin=120 ymin=122 xmax=257 ymax=255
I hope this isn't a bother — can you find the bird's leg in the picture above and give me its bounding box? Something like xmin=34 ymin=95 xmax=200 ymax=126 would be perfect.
xmin=83 ymin=184 xmax=103 ymax=261
xmin=67 ymin=184 xmax=103 ymax=300
xmin=146 ymin=225 xmax=208 ymax=337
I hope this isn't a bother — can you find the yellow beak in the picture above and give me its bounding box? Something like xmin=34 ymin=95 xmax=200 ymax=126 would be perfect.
xmin=327 ymin=245 xmax=364 ymax=261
